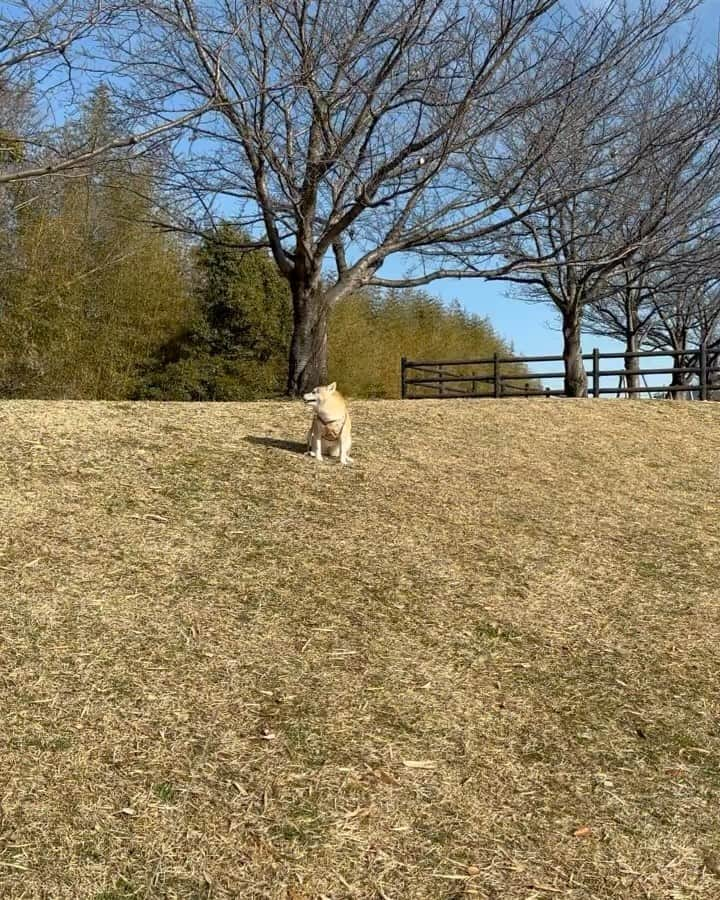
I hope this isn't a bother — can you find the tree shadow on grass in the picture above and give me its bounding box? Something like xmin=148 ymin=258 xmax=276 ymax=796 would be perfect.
xmin=245 ymin=435 xmax=308 ymax=455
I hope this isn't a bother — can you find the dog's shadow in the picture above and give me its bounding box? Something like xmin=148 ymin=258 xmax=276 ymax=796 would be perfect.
xmin=245 ymin=435 xmax=307 ymax=455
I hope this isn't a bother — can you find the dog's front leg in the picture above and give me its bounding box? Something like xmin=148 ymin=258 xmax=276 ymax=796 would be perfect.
xmin=339 ymin=431 xmax=353 ymax=465
xmin=311 ymin=428 xmax=324 ymax=462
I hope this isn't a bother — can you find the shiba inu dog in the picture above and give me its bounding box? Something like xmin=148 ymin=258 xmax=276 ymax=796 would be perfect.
xmin=302 ymin=382 xmax=353 ymax=465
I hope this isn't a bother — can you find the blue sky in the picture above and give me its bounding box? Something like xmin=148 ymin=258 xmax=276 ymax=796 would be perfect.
xmin=419 ymin=271 xmax=607 ymax=358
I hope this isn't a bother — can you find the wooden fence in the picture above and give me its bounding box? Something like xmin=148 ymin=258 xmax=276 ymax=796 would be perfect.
xmin=401 ymin=347 xmax=720 ymax=400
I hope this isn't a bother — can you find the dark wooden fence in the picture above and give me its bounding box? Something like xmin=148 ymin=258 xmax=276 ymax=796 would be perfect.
xmin=401 ymin=347 xmax=720 ymax=400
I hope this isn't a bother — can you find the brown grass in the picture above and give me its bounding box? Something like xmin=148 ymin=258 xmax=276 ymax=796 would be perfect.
xmin=1 ymin=398 xmax=720 ymax=900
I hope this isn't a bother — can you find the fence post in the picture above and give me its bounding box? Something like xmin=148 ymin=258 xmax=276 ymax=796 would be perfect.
xmin=401 ymin=356 xmax=407 ymax=399
xmin=700 ymin=343 xmax=708 ymax=401
xmin=493 ymin=353 xmax=500 ymax=398
xmin=592 ymin=347 xmax=600 ymax=399
xmin=437 ymin=364 xmax=445 ymax=396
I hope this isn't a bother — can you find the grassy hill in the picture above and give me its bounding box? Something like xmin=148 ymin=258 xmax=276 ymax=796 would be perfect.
xmin=1 ymin=398 xmax=719 ymax=899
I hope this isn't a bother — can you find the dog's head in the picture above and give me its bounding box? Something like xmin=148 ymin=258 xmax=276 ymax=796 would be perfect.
xmin=302 ymin=382 xmax=337 ymax=410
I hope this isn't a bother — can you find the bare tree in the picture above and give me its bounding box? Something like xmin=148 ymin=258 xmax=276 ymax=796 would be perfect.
xmin=583 ymin=232 xmax=720 ymax=395
xmin=583 ymin=253 xmax=658 ymax=395
xmin=0 ymin=0 xmax=217 ymax=187
xmin=642 ymin=254 xmax=720 ymax=397
xmin=121 ymin=0 xmax=707 ymax=394
xmin=484 ymin=10 xmax=720 ymax=396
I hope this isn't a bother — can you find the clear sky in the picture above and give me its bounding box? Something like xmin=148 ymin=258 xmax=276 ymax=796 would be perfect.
xmin=421 ymin=272 xmax=611 ymax=358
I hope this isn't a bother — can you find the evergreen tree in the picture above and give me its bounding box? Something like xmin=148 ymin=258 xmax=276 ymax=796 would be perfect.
xmin=134 ymin=224 xmax=292 ymax=400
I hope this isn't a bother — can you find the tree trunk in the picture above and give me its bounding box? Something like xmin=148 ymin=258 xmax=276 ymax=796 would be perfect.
xmin=668 ymin=351 xmax=691 ymax=400
xmin=624 ymin=330 xmax=640 ymax=396
xmin=710 ymin=351 xmax=720 ymax=400
xmin=562 ymin=307 xmax=587 ymax=397
xmin=287 ymin=282 xmax=329 ymax=396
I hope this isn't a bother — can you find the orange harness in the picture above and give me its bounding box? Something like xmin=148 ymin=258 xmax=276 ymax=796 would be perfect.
xmin=318 ymin=414 xmax=346 ymax=442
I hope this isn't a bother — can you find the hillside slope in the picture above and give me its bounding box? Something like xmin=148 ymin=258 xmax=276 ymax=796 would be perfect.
xmin=1 ymin=399 xmax=719 ymax=899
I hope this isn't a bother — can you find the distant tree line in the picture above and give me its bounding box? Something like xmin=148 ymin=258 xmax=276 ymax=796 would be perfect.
xmin=1 ymin=0 xmax=720 ymax=399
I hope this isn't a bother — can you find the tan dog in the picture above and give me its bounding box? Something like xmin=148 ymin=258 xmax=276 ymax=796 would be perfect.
xmin=303 ymin=382 xmax=353 ymax=465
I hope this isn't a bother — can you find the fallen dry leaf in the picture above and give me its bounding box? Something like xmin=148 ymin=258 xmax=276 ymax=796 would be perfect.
xmin=287 ymin=887 xmax=309 ymax=900
xmin=373 ymin=769 xmax=400 ymax=785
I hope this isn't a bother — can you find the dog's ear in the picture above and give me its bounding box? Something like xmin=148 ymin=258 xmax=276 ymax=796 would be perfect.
xmin=327 ymin=382 xmax=337 ymax=392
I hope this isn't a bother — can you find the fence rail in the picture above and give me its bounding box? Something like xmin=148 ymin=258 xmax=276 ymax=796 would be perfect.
xmin=401 ymin=347 xmax=720 ymax=401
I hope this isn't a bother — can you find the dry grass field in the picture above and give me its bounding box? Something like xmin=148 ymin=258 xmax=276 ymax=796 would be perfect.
xmin=1 ymin=398 xmax=719 ymax=900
